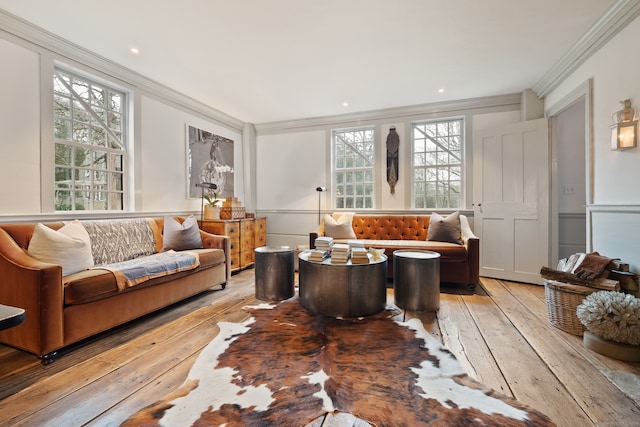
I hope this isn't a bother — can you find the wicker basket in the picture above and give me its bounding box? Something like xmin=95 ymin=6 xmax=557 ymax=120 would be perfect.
xmin=544 ymin=280 xmax=595 ymax=336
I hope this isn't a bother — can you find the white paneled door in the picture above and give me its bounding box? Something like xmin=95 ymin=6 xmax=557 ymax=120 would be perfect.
xmin=473 ymin=118 xmax=549 ymax=284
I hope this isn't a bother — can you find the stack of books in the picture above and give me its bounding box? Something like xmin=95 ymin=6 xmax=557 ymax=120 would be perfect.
xmin=308 ymin=249 xmax=329 ymax=262
xmin=330 ymin=243 xmax=350 ymax=264
xmin=348 ymin=240 xmax=365 ymax=251
xmin=315 ymin=236 xmax=334 ymax=251
xmin=351 ymin=247 xmax=370 ymax=264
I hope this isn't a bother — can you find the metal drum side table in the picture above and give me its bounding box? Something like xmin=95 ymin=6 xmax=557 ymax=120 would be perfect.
xmin=255 ymin=246 xmax=295 ymax=301
xmin=393 ymin=250 xmax=440 ymax=312
xmin=298 ymin=250 xmax=388 ymax=317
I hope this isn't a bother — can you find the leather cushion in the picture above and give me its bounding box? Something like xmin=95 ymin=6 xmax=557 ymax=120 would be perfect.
xmin=331 ymin=238 xmax=468 ymax=262
xmin=64 ymin=248 xmax=225 ymax=305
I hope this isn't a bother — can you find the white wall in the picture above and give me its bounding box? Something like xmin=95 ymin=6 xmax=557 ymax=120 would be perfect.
xmin=545 ymin=15 xmax=640 ymax=271
xmin=555 ymin=100 xmax=586 ymax=214
xmin=256 ymin=106 xmax=521 ymax=248
xmin=545 ymin=16 xmax=640 ymax=205
xmin=0 ymin=32 xmax=243 ymax=220
xmin=256 ymin=130 xmax=326 ymax=212
xmin=0 ymin=38 xmax=42 ymax=215
xmin=138 ymin=97 xmax=242 ymax=213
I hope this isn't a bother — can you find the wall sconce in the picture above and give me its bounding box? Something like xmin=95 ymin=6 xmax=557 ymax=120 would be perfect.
xmin=316 ymin=186 xmax=327 ymax=224
xmin=610 ymin=99 xmax=638 ymax=150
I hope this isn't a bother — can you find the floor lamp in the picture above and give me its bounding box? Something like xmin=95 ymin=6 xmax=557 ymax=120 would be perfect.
xmin=196 ymin=182 xmax=218 ymax=225
xmin=316 ymin=186 xmax=327 ymax=224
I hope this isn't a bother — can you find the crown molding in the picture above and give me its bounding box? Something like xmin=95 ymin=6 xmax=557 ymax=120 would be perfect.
xmin=0 ymin=9 xmax=245 ymax=131
xmin=533 ymin=0 xmax=640 ymax=98
xmin=254 ymin=93 xmax=521 ymax=134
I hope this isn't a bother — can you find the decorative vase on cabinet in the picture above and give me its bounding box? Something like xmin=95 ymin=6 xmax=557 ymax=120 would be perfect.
xmin=204 ymin=205 xmax=220 ymax=220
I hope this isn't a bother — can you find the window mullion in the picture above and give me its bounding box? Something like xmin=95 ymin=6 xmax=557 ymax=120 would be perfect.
xmin=335 ymin=133 xmax=373 ymax=166
xmin=54 ymin=70 xmax=124 ymax=150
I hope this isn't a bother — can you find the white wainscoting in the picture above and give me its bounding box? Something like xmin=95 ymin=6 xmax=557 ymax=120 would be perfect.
xmin=588 ymin=205 xmax=640 ymax=273
xmin=558 ymin=213 xmax=586 ymax=261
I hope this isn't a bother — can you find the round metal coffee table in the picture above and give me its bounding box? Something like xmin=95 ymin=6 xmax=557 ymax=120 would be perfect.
xmin=298 ymin=250 xmax=388 ymax=318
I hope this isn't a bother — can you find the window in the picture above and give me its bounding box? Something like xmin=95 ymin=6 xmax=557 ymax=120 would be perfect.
xmin=53 ymin=69 xmax=127 ymax=211
xmin=412 ymin=119 xmax=463 ymax=209
xmin=332 ymin=128 xmax=375 ymax=209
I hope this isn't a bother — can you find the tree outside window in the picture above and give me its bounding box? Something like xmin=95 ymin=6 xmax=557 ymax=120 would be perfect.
xmin=53 ymin=69 xmax=127 ymax=211
xmin=332 ymin=128 xmax=375 ymax=209
xmin=412 ymin=119 xmax=463 ymax=209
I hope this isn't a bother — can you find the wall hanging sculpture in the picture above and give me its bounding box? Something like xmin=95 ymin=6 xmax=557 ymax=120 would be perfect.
xmin=386 ymin=126 xmax=400 ymax=194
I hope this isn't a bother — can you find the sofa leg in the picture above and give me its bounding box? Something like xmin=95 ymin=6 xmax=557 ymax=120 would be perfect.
xmin=221 ymin=283 xmax=226 ymax=290
xmin=469 ymin=283 xmax=476 ymax=291
xmin=40 ymin=351 xmax=58 ymax=365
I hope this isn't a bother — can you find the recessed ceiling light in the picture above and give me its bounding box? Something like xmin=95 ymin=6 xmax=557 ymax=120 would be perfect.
xmin=438 ymin=88 xmax=445 ymax=93
xmin=130 ymin=47 xmax=140 ymax=54
xmin=342 ymin=101 xmax=349 ymax=107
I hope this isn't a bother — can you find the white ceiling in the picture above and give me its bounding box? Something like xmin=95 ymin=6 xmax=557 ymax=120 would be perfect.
xmin=0 ymin=0 xmax=616 ymax=124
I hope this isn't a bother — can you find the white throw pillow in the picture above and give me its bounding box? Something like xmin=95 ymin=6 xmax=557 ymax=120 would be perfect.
xmin=314 ymin=212 xmax=355 ymax=236
xmin=28 ymin=220 xmax=94 ymax=276
xmin=162 ymin=215 xmax=203 ymax=251
xmin=323 ymin=213 xmax=357 ymax=239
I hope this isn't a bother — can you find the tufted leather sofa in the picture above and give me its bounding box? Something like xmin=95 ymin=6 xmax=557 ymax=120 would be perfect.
xmin=0 ymin=217 xmax=230 ymax=362
xmin=310 ymin=214 xmax=479 ymax=287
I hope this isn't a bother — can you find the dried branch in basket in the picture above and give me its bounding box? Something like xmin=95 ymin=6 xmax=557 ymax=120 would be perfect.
xmin=540 ymin=266 xmax=620 ymax=291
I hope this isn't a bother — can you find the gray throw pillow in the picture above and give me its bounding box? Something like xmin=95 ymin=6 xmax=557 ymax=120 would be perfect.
xmin=162 ymin=215 xmax=203 ymax=251
xmin=426 ymin=211 xmax=462 ymax=244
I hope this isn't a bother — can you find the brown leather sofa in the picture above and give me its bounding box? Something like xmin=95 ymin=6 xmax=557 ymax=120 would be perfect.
xmin=310 ymin=214 xmax=479 ymax=287
xmin=0 ymin=217 xmax=230 ymax=362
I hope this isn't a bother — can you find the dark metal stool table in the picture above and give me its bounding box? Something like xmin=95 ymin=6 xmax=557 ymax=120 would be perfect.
xmin=0 ymin=304 xmax=26 ymax=331
xmin=254 ymin=246 xmax=295 ymax=301
xmin=393 ymin=250 xmax=440 ymax=312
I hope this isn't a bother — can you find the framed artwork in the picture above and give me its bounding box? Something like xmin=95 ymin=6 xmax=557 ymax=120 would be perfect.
xmin=187 ymin=125 xmax=234 ymax=199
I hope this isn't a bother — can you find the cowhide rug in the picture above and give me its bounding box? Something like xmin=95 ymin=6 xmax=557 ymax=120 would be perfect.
xmin=122 ymin=298 xmax=555 ymax=426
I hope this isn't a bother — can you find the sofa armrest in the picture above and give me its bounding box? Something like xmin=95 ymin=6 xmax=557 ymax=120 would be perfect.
xmin=460 ymin=215 xmax=480 ymax=285
xmin=199 ymin=230 xmax=231 ymax=282
xmin=460 ymin=214 xmax=478 ymax=243
xmin=0 ymin=227 xmax=64 ymax=356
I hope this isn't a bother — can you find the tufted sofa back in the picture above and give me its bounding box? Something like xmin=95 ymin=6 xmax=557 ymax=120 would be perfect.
xmin=351 ymin=215 xmax=431 ymax=241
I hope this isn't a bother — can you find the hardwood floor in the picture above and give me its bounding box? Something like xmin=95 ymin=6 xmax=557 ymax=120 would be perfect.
xmin=0 ymin=270 xmax=638 ymax=426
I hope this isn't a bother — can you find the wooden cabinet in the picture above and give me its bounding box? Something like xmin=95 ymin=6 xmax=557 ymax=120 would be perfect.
xmin=201 ymin=217 xmax=267 ymax=273
xmin=254 ymin=217 xmax=267 ymax=248
xmin=240 ymin=219 xmax=255 ymax=268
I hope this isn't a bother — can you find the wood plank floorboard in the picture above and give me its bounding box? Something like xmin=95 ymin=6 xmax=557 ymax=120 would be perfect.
xmin=437 ymin=290 xmax=512 ymax=395
xmin=0 ymin=270 xmax=638 ymax=427
xmin=465 ymin=284 xmax=589 ymax=426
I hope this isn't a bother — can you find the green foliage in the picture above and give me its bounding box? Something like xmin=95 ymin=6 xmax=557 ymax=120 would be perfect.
xmin=203 ymin=193 xmax=221 ymax=206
